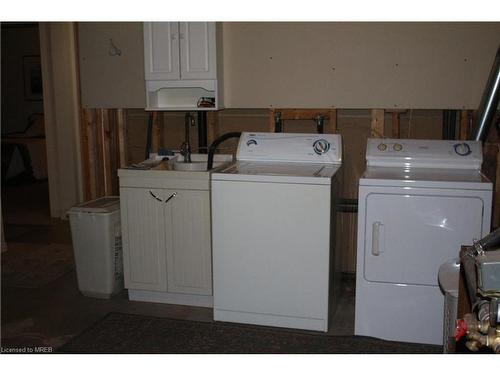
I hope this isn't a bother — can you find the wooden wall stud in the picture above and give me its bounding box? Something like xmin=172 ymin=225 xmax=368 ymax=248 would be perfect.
xmin=386 ymin=109 xmax=407 ymax=139
xmin=459 ymin=110 xmax=470 ymax=140
xmin=268 ymin=108 xmax=338 ymax=133
xmin=370 ymin=109 xmax=385 ymax=138
xmin=100 ymin=109 xmax=113 ymax=196
xmin=151 ymin=111 xmax=160 ymax=154
xmin=268 ymin=109 xmax=276 ymax=132
xmin=116 ymin=108 xmax=127 ymax=168
xmin=327 ymin=109 xmax=337 ymax=133
xmin=82 ymin=108 xmax=97 ymax=200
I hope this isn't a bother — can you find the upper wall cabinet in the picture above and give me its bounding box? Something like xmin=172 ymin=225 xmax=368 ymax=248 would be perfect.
xmin=143 ymin=22 xmax=222 ymax=111
xmin=144 ymin=22 xmax=180 ymax=81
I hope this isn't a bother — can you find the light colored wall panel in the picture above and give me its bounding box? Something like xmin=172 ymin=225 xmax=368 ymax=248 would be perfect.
xmin=78 ymin=22 xmax=500 ymax=110
xmin=222 ymin=22 xmax=500 ymax=109
xmin=78 ymin=22 xmax=146 ymax=108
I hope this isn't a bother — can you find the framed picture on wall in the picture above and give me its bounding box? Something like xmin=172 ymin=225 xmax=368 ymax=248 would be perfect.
xmin=23 ymin=55 xmax=43 ymax=101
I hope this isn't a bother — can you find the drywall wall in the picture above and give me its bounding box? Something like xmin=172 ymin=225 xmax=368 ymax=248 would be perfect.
xmin=222 ymin=22 xmax=500 ymax=109
xmin=77 ymin=22 xmax=500 ymax=109
xmin=78 ymin=22 xmax=145 ymax=108
xmin=1 ymin=24 xmax=44 ymax=134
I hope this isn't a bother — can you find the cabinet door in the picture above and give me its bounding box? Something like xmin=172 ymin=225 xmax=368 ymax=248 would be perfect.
xmin=179 ymin=22 xmax=216 ymax=80
xmin=120 ymin=187 xmax=168 ymax=291
xmin=144 ymin=22 xmax=180 ymax=80
xmin=164 ymin=189 xmax=212 ymax=295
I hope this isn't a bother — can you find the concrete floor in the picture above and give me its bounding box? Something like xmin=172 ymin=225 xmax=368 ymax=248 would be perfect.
xmin=1 ymin=181 xmax=354 ymax=351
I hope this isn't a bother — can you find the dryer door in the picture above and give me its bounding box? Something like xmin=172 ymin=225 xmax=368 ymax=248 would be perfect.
xmin=363 ymin=192 xmax=483 ymax=286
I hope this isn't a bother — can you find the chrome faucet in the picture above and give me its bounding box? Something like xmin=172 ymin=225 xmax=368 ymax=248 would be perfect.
xmin=180 ymin=112 xmax=193 ymax=163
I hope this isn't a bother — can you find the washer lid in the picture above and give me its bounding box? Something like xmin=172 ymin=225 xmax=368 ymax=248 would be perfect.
xmin=212 ymin=161 xmax=340 ymax=184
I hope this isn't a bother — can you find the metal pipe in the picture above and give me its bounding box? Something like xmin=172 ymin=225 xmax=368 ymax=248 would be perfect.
xmin=442 ymin=110 xmax=450 ymax=139
xmin=450 ymin=110 xmax=457 ymax=139
xmin=474 ymin=45 xmax=500 ymax=141
xmin=442 ymin=110 xmax=457 ymax=140
xmin=197 ymin=111 xmax=207 ymax=154
xmin=315 ymin=115 xmax=325 ymax=134
xmin=274 ymin=112 xmax=283 ymax=133
xmin=185 ymin=112 xmax=191 ymax=149
xmin=180 ymin=112 xmax=192 ymax=163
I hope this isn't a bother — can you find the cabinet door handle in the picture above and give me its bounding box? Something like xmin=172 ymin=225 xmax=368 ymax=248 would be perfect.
xmin=149 ymin=190 xmax=162 ymax=202
xmin=164 ymin=192 xmax=177 ymax=204
xmin=371 ymin=221 xmax=385 ymax=256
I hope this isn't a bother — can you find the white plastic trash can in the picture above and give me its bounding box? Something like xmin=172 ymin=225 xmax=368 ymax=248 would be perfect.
xmin=438 ymin=258 xmax=460 ymax=353
xmin=68 ymin=196 xmax=123 ymax=299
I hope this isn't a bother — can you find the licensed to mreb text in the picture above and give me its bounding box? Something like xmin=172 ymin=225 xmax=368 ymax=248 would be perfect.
xmin=1 ymin=346 xmax=53 ymax=353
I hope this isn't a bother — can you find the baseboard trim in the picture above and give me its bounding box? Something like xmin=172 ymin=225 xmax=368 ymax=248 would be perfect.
xmin=128 ymin=289 xmax=213 ymax=308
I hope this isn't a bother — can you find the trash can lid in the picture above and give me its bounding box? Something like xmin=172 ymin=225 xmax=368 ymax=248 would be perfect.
xmin=68 ymin=196 xmax=120 ymax=214
xmin=438 ymin=258 xmax=460 ymax=294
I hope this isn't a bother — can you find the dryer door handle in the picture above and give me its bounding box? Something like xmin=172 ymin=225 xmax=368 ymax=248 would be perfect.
xmin=371 ymin=221 xmax=385 ymax=256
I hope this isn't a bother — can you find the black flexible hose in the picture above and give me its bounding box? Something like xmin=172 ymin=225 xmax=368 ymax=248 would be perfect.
xmin=207 ymin=132 xmax=242 ymax=170
xmin=475 ymin=227 xmax=500 ymax=253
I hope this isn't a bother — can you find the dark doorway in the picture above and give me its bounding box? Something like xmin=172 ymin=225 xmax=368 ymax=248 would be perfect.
xmin=1 ymin=23 xmax=51 ymax=234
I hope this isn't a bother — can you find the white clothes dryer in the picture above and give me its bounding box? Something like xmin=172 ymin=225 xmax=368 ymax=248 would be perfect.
xmin=355 ymin=138 xmax=493 ymax=345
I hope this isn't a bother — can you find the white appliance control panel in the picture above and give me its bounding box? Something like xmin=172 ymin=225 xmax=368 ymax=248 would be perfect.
xmin=366 ymin=138 xmax=483 ymax=169
xmin=237 ymin=132 xmax=342 ymax=163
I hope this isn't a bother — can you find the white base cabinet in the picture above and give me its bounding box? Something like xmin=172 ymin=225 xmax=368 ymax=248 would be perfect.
xmin=165 ymin=189 xmax=212 ymax=295
xmin=120 ymin=187 xmax=168 ymax=292
xmin=118 ymin=155 xmax=232 ymax=307
xmin=120 ymin=185 xmax=213 ymax=306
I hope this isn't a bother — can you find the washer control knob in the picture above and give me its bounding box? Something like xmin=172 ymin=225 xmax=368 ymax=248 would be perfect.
xmin=454 ymin=142 xmax=471 ymax=156
xmin=246 ymin=139 xmax=258 ymax=147
xmin=377 ymin=143 xmax=387 ymax=151
xmin=393 ymin=143 xmax=403 ymax=152
xmin=313 ymin=139 xmax=330 ymax=155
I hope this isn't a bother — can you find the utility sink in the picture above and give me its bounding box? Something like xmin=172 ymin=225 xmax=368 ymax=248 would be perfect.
xmin=171 ymin=154 xmax=231 ymax=172
xmin=118 ymin=154 xmax=233 ymax=189
xmin=173 ymin=161 xmax=209 ymax=171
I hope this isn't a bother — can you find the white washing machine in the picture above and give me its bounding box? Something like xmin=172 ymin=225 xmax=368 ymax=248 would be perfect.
xmin=355 ymin=138 xmax=493 ymax=345
xmin=211 ymin=132 xmax=342 ymax=332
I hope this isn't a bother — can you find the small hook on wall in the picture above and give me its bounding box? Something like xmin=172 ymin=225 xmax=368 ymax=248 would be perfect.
xmin=108 ymin=38 xmax=122 ymax=57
